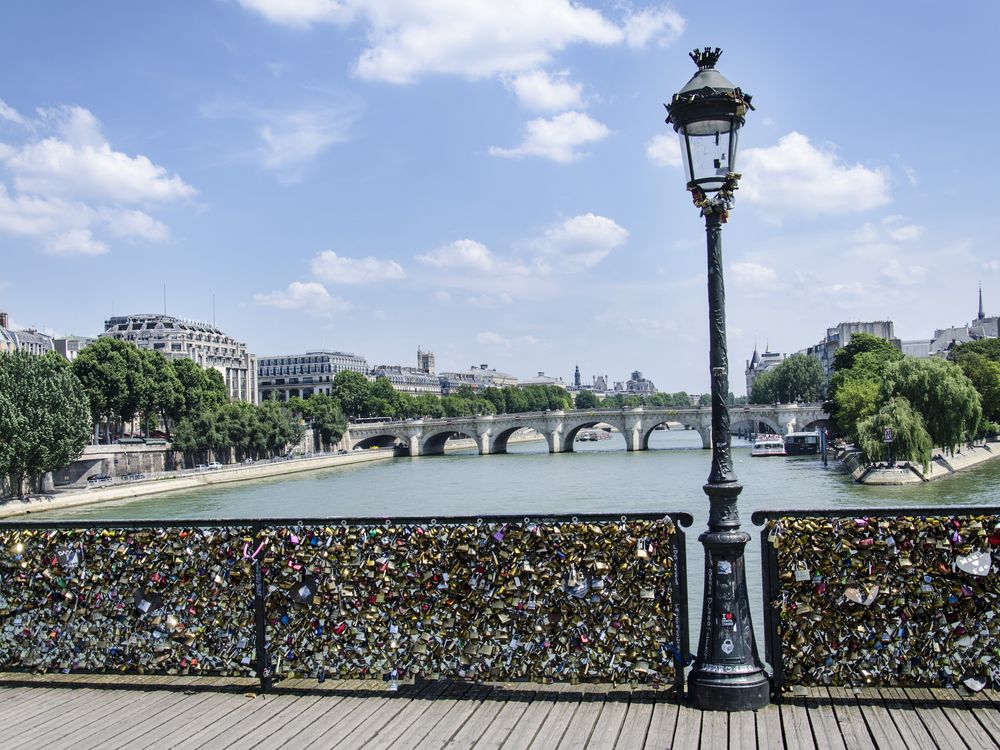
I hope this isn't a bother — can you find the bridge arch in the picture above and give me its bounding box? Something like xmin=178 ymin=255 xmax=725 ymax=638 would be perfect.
xmin=802 ymin=419 xmax=833 ymax=433
xmin=560 ymin=421 xmax=615 ymax=452
xmin=420 ymin=428 xmax=481 ymax=456
xmin=488 ymin=423 xmax=547 ymax=454
xmin=349 ymin=431 xmax=409 ymax=450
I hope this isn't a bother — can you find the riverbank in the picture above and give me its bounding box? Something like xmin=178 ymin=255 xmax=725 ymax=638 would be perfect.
xmin=843 ymin=441 xmax=1000 ymax=485
xmin=0 ymin=450 xmax=398 ymax=519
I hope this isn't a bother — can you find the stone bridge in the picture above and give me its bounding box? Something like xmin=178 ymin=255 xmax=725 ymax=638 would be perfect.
xmin=346 ymin=403 xmax=829 ymax=456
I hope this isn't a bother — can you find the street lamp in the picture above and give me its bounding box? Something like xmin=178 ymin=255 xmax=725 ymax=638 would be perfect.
xmin=665 ymin=47 xmax=770 ymax=711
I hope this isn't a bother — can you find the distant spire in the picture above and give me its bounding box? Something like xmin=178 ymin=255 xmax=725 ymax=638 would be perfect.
xmin=979 ymin=281 xmax=985 ymax=321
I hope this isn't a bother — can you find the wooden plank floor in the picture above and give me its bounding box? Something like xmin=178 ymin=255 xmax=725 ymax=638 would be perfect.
xmin=0 ymin=674 xmax=997 ymax=749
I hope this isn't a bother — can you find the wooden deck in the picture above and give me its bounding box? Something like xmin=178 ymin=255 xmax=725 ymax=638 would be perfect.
xmin=0 ymin=673 xmax=998 ymax=749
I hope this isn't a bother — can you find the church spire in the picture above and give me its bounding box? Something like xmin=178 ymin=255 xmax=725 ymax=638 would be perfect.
xmin=979 ymin=282 xmax=985 ymax=321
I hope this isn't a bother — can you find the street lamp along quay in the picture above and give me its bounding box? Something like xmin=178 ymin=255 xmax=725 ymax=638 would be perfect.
xmin=666 ymin=48 xmax=770 ymax=711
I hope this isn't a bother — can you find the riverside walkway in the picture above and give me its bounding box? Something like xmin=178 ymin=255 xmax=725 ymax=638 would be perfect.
xmin=0 ymin=673 xmax=997 ymax=749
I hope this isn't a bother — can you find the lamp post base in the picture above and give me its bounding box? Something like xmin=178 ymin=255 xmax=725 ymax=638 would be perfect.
xmin=688 ymin=668 xmax=770 ymax=711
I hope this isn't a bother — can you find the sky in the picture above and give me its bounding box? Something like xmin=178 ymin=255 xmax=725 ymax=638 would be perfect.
xmin=1 ymin=1 xmax=998 ymax=395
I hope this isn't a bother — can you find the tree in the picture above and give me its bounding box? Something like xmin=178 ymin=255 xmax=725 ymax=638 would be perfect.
xmin=750 ymin=369 xmax=776 ymax=404
xmin=72 ymin=337 xmax=143 ymax=442
xmin=331 ymin=371 xmax=372 ymax=419
xmin=305 ymin=395 xmax=347 ymax=450
xmin=0 ymin=351 xmax=91 ymax=495
xmin=257 ymin=401 xmax=304 ymax=456
xmin=832 ymin=333 xmax=902 ymax=373
xmin=574 ymin=390 xmax=600 ymax=409
xmin=880 ymin=357 xmax=981 ymax=453
xmin=856 ymin=397 xmax=933 ymax=471
xmin=137 ymin=349 xmax=183 ymax=437
xmin=950 ymin=338 xmax=1000 ymax=363
xmin=952 ymin=350 xmax=1000 ymax=429
xmin=771 ymin=354 xmax=824 ymax=403
xmin=831 ymin=377 xmax=880 ymax=443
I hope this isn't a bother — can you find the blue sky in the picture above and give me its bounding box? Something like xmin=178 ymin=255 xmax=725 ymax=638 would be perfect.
xmin=1 ymin=1 xmax=998 ymax=394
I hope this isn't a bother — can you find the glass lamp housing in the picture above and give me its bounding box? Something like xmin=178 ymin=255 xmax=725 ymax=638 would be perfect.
xmin=666 ymin=48 xmax=751 ymax=196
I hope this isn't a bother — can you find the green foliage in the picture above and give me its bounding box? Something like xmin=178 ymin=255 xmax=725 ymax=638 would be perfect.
xmin=952 ymin=350 xmax=1000 ymax=428
xmin=574 ymin=390 xmax=600 ymax=409
xmin=752 ymin=354 xmax=824 ymax=404
xmin=880 ymin=357 xmax=981 ymax=453
xmin=0 ymin=351 xmax=91 ymax=494
xmin=832 ymin=333 xmax=903 ymax=373
xmin=331 ymin=371 xmax=373 ymax=419
xmin=856 ymin=397 xmax=933 ymax=470
xmin=831 ymin=377 xmax=880 ymax=443
xmin=298 ymin=394 xmax=347 ymax=450
xmin=950 ymin=338 xmax=1000 ymax=363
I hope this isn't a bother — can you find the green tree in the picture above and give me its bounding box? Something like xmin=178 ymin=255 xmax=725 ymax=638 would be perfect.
xmin=950 ymin=338 xmax=1000 ymax=363
xmin=831 ymin=377 xmax=880 ymax=443
xmin=483 ymin=387 xmax=508 ymax=413
xmin=137 ymin=349 xmax=183 ymax=437
xmin=305 ymin=394 xmax=348 ymax=450
xmin=0 ymin=351 xmax=91 ymax=495
xmin=771 ymin=354 xmax=824 ymax=403
xmin=832 ymin=333 xmax=902 ymax=373
xmin=750 ymin=369 xmax=777 ymax=404
xmin=171 ymin=357 xmax=227 ymax=418
xmin=331 ymin=371 xmax=372 ymax=419
xmin=880 ymin=357 xmax=981 ymax=453
xmin=952 ymin=350 xmax=1000 ymax=428
xmin=574 ymin=390 xmax=600 ymax=409
xmin=257 ymin=400 xmax=304 ymax=456
xmin=72 ymin=337 xmax=144 ymax=442
xmin=856 ymin=397 xmax=933 ymax=471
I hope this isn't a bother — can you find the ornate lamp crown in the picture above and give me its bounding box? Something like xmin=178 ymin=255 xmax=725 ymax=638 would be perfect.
xmin=690 ymin=47 xmax=722 ymax=70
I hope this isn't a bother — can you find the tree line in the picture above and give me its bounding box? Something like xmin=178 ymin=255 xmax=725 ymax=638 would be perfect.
xmin=826 ymin=333 xmax=994 ymax=468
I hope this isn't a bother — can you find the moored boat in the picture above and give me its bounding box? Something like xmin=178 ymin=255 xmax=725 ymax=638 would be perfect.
xmin=784 ymin=431 xmax=820 ymax=456
xmin=751 ymin=435 xmax=786 ymax=457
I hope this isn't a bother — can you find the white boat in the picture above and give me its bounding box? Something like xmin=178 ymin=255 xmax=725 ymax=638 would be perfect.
xmin=751 ymin=435 xmax=786 ymax=457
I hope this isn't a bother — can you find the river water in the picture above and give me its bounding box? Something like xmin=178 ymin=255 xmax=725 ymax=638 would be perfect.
xmin=34 ymin=430 xmax=1000 ymax=659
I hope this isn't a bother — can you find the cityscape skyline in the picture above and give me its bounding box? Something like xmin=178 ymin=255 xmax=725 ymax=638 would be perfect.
xmin=2 ymin=2 xmax=998 ymax=393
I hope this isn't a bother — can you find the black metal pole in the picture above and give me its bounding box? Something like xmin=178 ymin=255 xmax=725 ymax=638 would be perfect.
xmin=687 ymin=208 xmax=770 ymax=711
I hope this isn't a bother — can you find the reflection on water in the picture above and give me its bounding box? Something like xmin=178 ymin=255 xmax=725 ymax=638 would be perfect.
xmin=34 ymin=429 xmax=1000 ymax=660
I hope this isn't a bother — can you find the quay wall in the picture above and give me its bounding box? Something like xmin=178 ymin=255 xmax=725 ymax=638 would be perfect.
xmin=852 ymin=441 xmax=999 ymax=485
xmin=0 ymin=450 xmax=396 ymax=519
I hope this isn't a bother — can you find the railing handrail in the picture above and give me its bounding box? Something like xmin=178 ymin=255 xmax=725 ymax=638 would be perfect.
xmin=751 ymin=505 xmax=1000 ymax=525
xmin=0 ymin=511 xmax=694 ymax=531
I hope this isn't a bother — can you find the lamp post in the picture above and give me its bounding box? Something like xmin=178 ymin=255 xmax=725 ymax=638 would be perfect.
xmin=666 ymin=47 xmax=770 ymax=711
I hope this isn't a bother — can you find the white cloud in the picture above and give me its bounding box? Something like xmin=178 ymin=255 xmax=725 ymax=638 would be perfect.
xmin=729 ymin=261 xmax=778 ymax=287
xmin=622 ymin=8 xmax=684 ymax=48
xmin=238 ymin=1 xmax=687 ymax=85
xmin=7 ymin=106 xmax=194 ymax=203
xmin=310 ymin=249 xmax=406 ymax=285
xmin=0 ymin=98 xmax=25 ymax=125
xmin=596 ymin=312 xmax=676 ymax=336
xmin=0 ymin=104 xmax=192 ymax=255
xmin=985 ymin=260 xmax=1000 ymax=272
xmin=740 ymin=132 xmax=890 ymax=219
xmin=466 ymin=292 xmax=513 ymax=308
xmin=880 ymin=259 xmax=927 ymax=286
xmin=531 ymin=212 xmax=628 ymax=272
xmin=416 ymin=239 xmax=496 ymax=271
xmin=505 ymin=70 xmax=583 ymax=112
xmin=476 ymin=330 xmax=510 ymax=347
xmin=257 ymin=107 xmax=357 ymax=182
xmin=238 ymin=0 xmax=355 ymax=28
xmin=45 ymin=229 xmax=109 ymax=256
xmin=490 ymin=111 xmax=610 ymax=163
xmin=520 ymin=335 xmax=539 ymax=345
xmin=646 ymin=133 xmax=681 ymax=168
xmin=202 ymin=99 xmax=361 ymax=183
xmin=254 ymin=281 xmax=351 ymax=316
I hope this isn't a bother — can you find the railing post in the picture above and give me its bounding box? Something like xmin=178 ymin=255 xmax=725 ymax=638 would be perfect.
xmin=253 ymin=526 xmax=272 ymax=693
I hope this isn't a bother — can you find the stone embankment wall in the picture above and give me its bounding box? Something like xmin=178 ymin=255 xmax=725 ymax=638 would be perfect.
xmin=0 ymin=450 xmax=396 ymax=519
xmin=844 ymin=440 xmax=999 ymax=485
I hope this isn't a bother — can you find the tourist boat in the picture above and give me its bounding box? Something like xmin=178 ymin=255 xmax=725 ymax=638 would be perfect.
xmin=784 ymin=431 xmax=820 ymax=456
xmin=751 ymin=435 xmax=786 ymax=457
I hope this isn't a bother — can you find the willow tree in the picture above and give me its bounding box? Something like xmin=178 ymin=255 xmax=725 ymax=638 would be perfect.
xmin=856 ymin=397 xmax=933 ymax=471
xmin=880 ymin=357 xmax=981 ymax=453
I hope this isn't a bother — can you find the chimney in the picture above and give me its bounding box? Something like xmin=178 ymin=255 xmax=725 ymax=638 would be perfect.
xmin=0 ymin=312 xmax=7 ymax=329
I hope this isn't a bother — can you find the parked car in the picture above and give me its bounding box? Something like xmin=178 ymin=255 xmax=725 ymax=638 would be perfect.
xmin=207 ymin=462 xmax=222 ymax=470
xmin=87 ymin=474 xmax=113 ymax=483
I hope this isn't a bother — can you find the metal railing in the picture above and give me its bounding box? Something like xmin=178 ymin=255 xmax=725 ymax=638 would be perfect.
xmin=753 ymin=507 xmax=1000 ymax=692
xmin=0 ymin=512 xmax=692 ymax=693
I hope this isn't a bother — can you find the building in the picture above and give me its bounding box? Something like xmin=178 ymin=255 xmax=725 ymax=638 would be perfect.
xmin=416 ymin=348 xmax=435 ymax=374
xmin=625 ymin=370 xmax=656 ymax=395
xmin=371 ymin=365 xmax=442 ymax=395
xmin=258 ymin=350 xmax=368 ymax=401
xmin=103 ymin=314 xmax=258 ymax=403
xmin=518 ymin=371 xmax=566 ymax=388
xmin=900 ymin=339 xmax=932 ymax=358
xmin=801 ymin=321 xmax=899 ymax=384
xmin=745 ymin=345 xmax=785 ymax=398
xmin=53 ymin=335 xmax=97 ymax=361
xmin=439 ymin=364 xmax=518 ymax=394
xmin=927 ymin=286 xmax=998 ymax=357
xmin=0 ymin=313 xmax=54 ymax=356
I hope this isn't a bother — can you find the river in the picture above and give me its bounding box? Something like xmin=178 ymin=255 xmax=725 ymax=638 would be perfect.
xmin=32 ymin=429 xmax=1000 ymax=660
